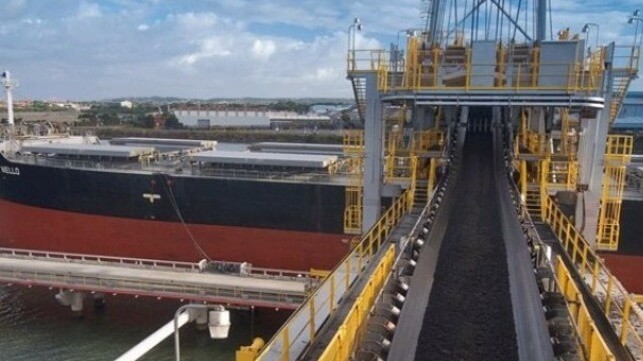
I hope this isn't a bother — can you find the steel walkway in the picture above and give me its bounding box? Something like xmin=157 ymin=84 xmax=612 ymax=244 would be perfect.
xmin=0 ymin=248 xmax=309 ymax=309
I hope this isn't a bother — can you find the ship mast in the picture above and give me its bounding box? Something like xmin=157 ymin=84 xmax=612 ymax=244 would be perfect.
xmin=1 ymin=70 xmax=18 ymax=127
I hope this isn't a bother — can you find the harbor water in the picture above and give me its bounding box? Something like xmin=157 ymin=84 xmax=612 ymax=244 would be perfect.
xmin=0 ymin=285 xmax=288 ymax=360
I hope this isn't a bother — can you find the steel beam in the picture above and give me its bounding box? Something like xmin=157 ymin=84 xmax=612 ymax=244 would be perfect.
xmin=362 ymin=73 xmax=384 ymax=231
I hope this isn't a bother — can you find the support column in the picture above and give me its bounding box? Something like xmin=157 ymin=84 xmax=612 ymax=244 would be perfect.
xmin=362 ymin=73 xmax=384 ymax=231
xmin=577 ymin=44 xmax=615 ymax=245
xmin=459 ymin=106 xmax=469 ymax=125
xmin=576 ymin=111 xmax=605 ymax=245
xmin=55 ymin=290 xmax=85 ymax=318
xmin=492 ymin=106 xmax=502 ymax=125
xmin=536 ymin=0 xmax=548 ymax=41
xmin=412 ymin=105 xmax=431 ymax=130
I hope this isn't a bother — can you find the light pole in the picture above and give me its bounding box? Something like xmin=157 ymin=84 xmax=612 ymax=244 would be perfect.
xmin=174 ymin=304 xmax=229 ymax=361
xmin=629 ymin=10 xmax=642 ymax=47
xmin=581 ymin=23 xmax=600 ymax=51
xmin=395 ymin=29 xmax=418 ymax=55
xmin=393 ymin=29 xmax=417 ymax=83
xmin=628 ymin=10 xmax=641 ymax=69
xmin=1 ymin=70 xmax=18 ymax=127
xmin=347 ymin=18 xmax=362 ymax=70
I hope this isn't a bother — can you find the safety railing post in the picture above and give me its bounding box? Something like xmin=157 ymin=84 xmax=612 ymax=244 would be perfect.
xmin=309 ymin=298 xmax=316 ymax=343
xmin=620 ymin=299 xmax=631 ymax=345
xmin=605 ymin=277 xmax=614 ymax=316
xmin=281 ymin=326 xmax=290 ymax=361
xmin=330 ymin=275 xmax=336 ymax=314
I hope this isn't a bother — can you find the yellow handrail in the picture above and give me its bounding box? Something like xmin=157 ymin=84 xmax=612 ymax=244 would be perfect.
xmin=256 ymin=190 xmax=412 ymax=360
xmin=347 ymin=48 xmax=603 ymax=93
xmin=543 ymin=195 xmax=643 ymax=356
xmin=554 ymin=255 xmax=616 ymax=361
xmin=597 ymin=135 xmax=633 ymax=250
xmin=317 ymin=245 xmax=395 ymax=361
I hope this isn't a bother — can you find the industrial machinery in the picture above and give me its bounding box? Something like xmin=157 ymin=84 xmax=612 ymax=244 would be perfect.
xmin=245 ymin=1 xmax=642 ymax=361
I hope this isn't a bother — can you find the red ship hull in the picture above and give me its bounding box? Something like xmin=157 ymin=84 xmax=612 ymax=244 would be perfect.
xmin=601 ymin=254 xmax=643 ymax=294
xmin=0 ymin=199 xmax=351 ymax=271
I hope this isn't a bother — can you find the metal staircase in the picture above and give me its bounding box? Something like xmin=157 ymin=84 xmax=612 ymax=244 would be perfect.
xmin=609 ymin=75 xmax=636 ymax=123
xmin=414 ymin=179 xmax=429 ymax=205
xmin=525 ymin=186 xmax=542 ymax=221
xmin=349 ymin=76 xmax=366 ymax=123
xmin=609 ymin=46 xmax=639 ymax=123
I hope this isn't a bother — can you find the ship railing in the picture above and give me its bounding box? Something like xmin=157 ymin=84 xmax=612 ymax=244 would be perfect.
xmin=0 ymin=247 xmax=314 ymax=282
xmin=11 ymin=153 xmax=345 ymax=185
xmin=12 ymin=153 xmax=121 ymax=170
xmin=192 ymin=167 xmax=337 ymax=184
xmin=612 ymin=45 xmax=641 ymax=73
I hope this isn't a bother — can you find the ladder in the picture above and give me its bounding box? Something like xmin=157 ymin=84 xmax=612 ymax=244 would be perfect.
xmin=609 ymin=46 xmax=639 ymax=123
xmin=525 ymin=186 xmax=542 ymax=221
xmin=349 ymin=76 xmax=366 ymax=124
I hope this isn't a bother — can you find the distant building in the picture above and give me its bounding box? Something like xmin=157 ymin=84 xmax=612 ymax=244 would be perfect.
xmin=51 ymin=102 xmax=82 ymax=111
xmin=120 ymin=100 xmax=133 ymax=109
xmin=174 ymin=109 xmax=290 ymax=128
xmin=173 ymin=109 xmax=331 ymax=129
xmin=614 ymin=92 xmax=643 ymax=130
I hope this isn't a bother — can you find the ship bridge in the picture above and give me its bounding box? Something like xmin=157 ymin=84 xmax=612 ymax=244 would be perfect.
xmin=236 ymin=1 xmax=643 ymax=361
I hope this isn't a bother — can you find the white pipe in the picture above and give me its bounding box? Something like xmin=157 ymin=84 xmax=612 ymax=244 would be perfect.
xmin=2 ymin=70 xmax=14 ymax=126
xmin=6 ymin=83 xmax=14 ymax=126
xmin=115 ymin=311 xmax=191 ymax=361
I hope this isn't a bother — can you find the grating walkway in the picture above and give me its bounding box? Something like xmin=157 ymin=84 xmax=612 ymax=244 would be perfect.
xmin=0 ymin=248 xmax=309 ymax=309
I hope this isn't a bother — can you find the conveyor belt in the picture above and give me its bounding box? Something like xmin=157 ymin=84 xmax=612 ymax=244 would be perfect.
xmin=388 ymin=127 xmax=553 ymax=361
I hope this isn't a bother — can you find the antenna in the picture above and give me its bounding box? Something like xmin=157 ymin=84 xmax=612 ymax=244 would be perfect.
xmin=1 ymin=70 xmax=19 ymax=126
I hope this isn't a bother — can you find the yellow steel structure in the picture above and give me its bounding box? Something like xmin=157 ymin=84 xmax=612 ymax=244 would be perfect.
xmin=342 ymin=130 xmax=364 ymax=155
xmin=596 ymin=135 xmax=633 ymax=251
xmin=236 ymin=338 xmax=266 ymax=361
xmin=558 ymin=108 xmax=577 ymax=159
xmin=255 ymin=190 xmax=412 ymax=361
xmin=541 ymin=159 xmax=578 ymax=191
xmin=384 ymin=156 xmax=417 ymax=185
xmin=348 ymin=45 xmax=604 ymax=93
xmin=554 ymin=256 xmax=615 ymax=361
xmin=585 ymin=47 xmax=606 ymax=94
xmin=412 ymin=129 xmax=444 ymax=155
xmin=516 ymin=110 xmax=549 ymax=158
xmin=343 ymin=130 xmax=365 ymax=234
xmin=542 ymin=194 xmax=643 ymax=356
xmin=317 ymin=245 xmax=395 ymax=361
xmin=344 ymin=181 xmax=363 ymax=235
xmin=427 ymin=157 xmax=438 ymax=196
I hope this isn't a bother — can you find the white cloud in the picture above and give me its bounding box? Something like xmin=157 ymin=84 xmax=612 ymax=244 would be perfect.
xmin=22 ymin=18 xmax=42 ymax=25
xmin=173 ymin=12 xmax=220 ymax=31
xmin=76 ymin=2 xmax=101 ymax=19
xmin=251 ymin=39 xmax=277 ymax=60
xmin=0 ymin=0 xmax=640 ymax=98
xmin=177 ymin=36 xmax=232 ymax=66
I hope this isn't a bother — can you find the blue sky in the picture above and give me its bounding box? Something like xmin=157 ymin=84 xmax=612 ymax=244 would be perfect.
xmin=0 ymin=0 xmax=641 ymax=100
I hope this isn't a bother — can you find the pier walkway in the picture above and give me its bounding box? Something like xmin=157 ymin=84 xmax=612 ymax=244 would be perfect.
xmin=0 ymin=248 xmax=309 ymax=309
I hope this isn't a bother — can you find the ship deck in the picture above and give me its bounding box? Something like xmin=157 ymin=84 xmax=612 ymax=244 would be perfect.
xmin=2 ymin=137 xmax=355 ymax=186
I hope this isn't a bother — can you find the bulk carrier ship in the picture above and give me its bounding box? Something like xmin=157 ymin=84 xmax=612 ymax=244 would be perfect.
xmin=0 ymin=72 xmax=359 ymax=271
